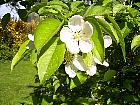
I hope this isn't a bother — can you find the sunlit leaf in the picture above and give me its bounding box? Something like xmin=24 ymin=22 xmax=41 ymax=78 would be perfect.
xmin=83 ymin=52 xmax=93 ymax=67
xmin=89 ymin=18 xmax=104 ymax=62
xmin=53 ymin=79 xmax=60 ymax=92
xmin=131 ymin=35 xmax=140 ymax=51
xmin=121 ymin=22 xmax=131 ymax=38
xmin=37 ymin=38 xmax=65 ymax=83
xmin=38 ymin=7 xmax=58 ymax=15
xmin=70 ymin=72 xmax=87 ymax=89
xmin=34 ymin=18 xmax=63 ymax=53
xmin=108 ymin=23 xmax=119 ymax=43
xmin=30 ymin=49 xmax=37 ymax=64
xmin=135 ymin=3 xmax=140 ymax=7
xmin=11 ymin=40 xmax=30 ymax=71
xmin=128 ymin=8 xmax=139 ymax=17
xmin=70 ymin=1 xmax=83 ymax=12
xmin=47 ymin=1 xmax=69 ymax=10
xmin=102 ymin=0 xmax=111 ymax=6
xmin=41 ymin=98 xmax=52 ymax=105
xmin=84 ymin=5 xmax=112 ymax=17
xmin=97 ymin=18 xmax=118 ymax=43
xmin=113 ymin=4 xmax=126 ymax=14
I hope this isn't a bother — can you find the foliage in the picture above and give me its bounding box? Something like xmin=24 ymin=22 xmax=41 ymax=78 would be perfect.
xmin=0 ymin=18 xmax=36 ymax=61
xmin=6 ymin=0 xmax=140 ymax=104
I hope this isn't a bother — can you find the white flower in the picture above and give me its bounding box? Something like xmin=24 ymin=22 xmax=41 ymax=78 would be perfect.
xmin=65 ymin=54 xmax=86 ymax=78
xmin=60 ymin=15 xmax=93 ymax=54
xmin=103 ymin=35 xmax=112 ymax=48
xmin=28 ymin=34 xmax=34 ymax=41
xmin=86 ymin=64 xmax=97 ymax=76
xmin=93 ymin=57 xmax=109 ymax=67
xmin=26 ymin=34 xmax=34 ymax=49
xmin=65 ymin=54 xmax=98 ymax=78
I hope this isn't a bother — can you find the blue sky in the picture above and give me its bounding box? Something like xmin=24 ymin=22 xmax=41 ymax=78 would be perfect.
xmin=0 ymin=2 xmax=25 ymax=20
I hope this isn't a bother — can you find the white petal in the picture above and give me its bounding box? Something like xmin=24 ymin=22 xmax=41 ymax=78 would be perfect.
xmin=26 ymin=46 xmax=29 ymax=49
xmin=65 ymin=64 xmax=76 ymax=78
xmin=60 ymin=27 xmax=73 ymax=43
xmin=28 ymin=34 xmax=34 ymax=41
xmin=93 ymin=57 xmax=102 ymax=65
xmin=79 ymin=40 xmax=93 ymax=53
xmin=66 ymin=40 xmax=79 ymax=54
xmin=95 ymin=16 xmax=99 ymax=18
xmin=86 ymin=65 xmax=97 ymax=76
xmin=93 ymin=57 xmax=109 ymax=67
xmin=102 ymin=61 xmax=109 ymax=67
xmin=81 ymin=21 xmax=93 ymax=38
xmin=72 ymin=55 xmax=86 ymax=71
xmin=68 ymin=15 xmax=84 ymax=32
xmin=103 ymin=35 xmax=112 ymax=48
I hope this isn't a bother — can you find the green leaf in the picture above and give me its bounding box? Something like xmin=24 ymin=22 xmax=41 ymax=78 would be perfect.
xmin=70 ymin=72 xmax=87 ymax=89
xmin=11 ymin=40 xmax=30 ymax=71
xmin=113 ymin=4 xmax=126 ymax=14
xmin=34 ymin=18 xmax=63 ymax=52
xmin=1 ymin=13 xmax=10 ymax=29
xmin=48 ymin=5 xmax=63 ymax=12
xmin=90 ymin=19 xmax=104 ymax=62
xmin=30 ymin=3 xmax=47 ymax=13
xmin=107 ymin=16 xmax=126 ymax=61
xmin=92 ymin=46 xmax=103 ymax=63
xmin=84 ymin=5 xmax=112 ymax=17
xmin=70 ymin=1 xmax=83 ymax=12
xmin=102 ymin=0 xmax=111 ymax=6
xmin=41 ymin=98 xmax=52 ymax=105
xmin=108 ymin=23 xmax=119 ymax=43
xmin=47 ymin=1 xmax=69 ymax=10
xmin=121 ymin=22 xmax=131 ymax=38
xmin=41 ymin=0 xmax=48 ymax=3
xmin=128 ymin=8 xmax=139 ymax=18
xmin=104 ymin=70 xmax=116 ymax=81
xmin=30 ymin=49 xmax=37 ymax=64
xmin=82 ymin=52 xmax=93 ymax=67
xmin=134 ymin=17 xmax=140 ymax=26
xmin=135 ymin=3 xmax=140 ymax=7
xmin=53 ymin=79 xmax=60 ymax=92
xmin=97 ymin=18 xmax=118 ymax=43
xmin=131 ymin=35 xmax=140 ymax=51
xmin=37 ymin=38 xmax=65 ymax=83
xmin=38 ymin=7 xmax=58 ymax=15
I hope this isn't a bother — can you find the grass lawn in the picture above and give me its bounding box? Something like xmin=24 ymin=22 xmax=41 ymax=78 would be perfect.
xmin=0 ymin=60 xmax=37 ymax=105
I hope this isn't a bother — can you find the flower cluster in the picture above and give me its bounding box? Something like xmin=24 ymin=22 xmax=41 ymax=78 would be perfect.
xmin=60 ymin=15 xmax=112 ymax=78
xmin=60 ymin=15 xmax=93 ymax=54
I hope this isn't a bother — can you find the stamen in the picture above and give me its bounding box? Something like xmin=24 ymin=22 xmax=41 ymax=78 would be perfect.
xmin=74 ymin=31 xmax=81 ymax=41
xmin=64 ymin=51 xmax=74 ymax=64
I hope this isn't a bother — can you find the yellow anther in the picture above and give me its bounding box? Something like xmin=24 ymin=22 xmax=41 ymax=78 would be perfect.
xmin=74 ymin=32 xmax=81 ymax=41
